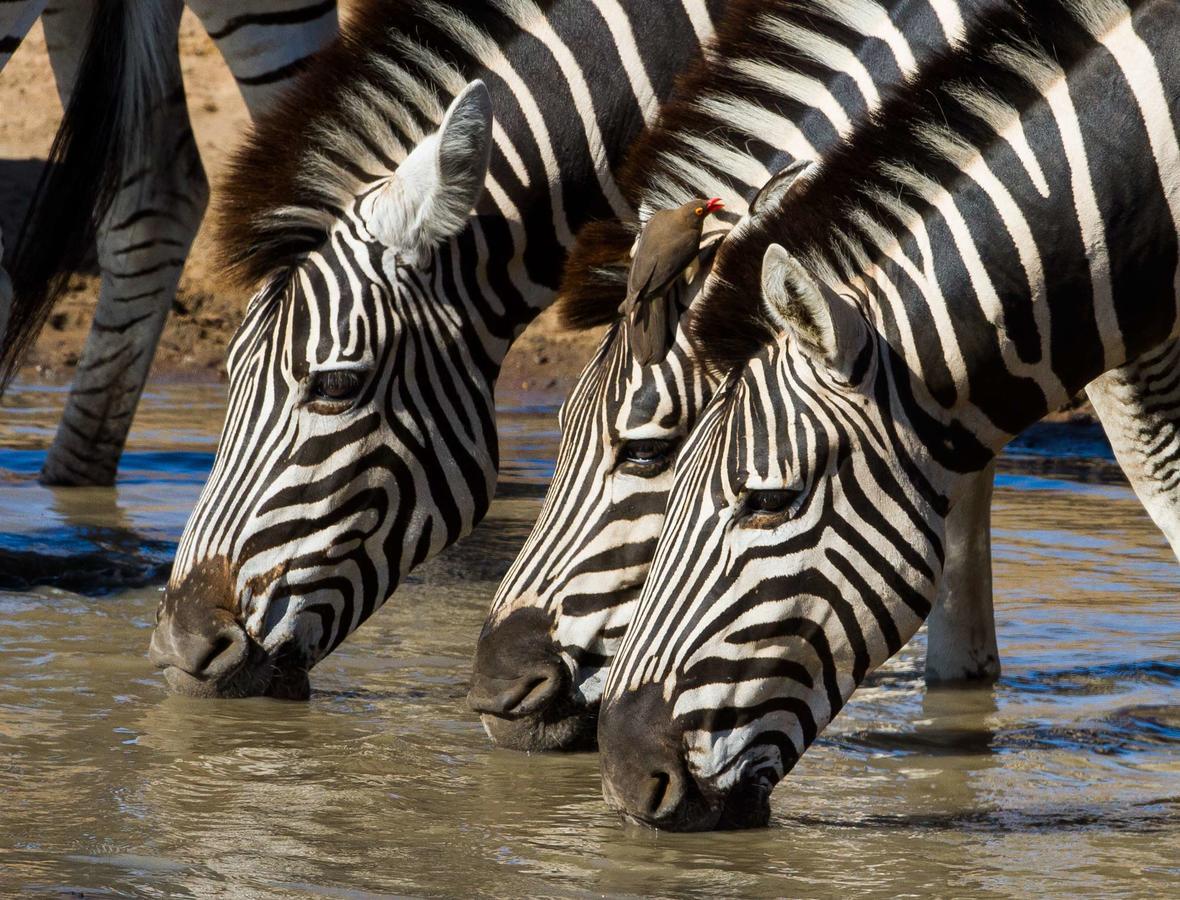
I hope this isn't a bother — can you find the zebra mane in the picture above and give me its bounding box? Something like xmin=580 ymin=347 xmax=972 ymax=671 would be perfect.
xmin=690 ymin=0 xmax=1135 ymax=375
xmin=557 ymin=0 xmax=970 ymax=332
xmin=216 ymin=0 xmax=541 ymax=290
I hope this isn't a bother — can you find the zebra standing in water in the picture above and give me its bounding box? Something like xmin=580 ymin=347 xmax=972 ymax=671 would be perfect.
xmin=147 ymin=0 xmax=722 ymax=699
xmin=595 ymin=0 xmax=1180 ymax=831
xmin=0 ymin=0 xmax=338 ymax=486
xmin=470 ymin=0 xmax=1013 ymax=752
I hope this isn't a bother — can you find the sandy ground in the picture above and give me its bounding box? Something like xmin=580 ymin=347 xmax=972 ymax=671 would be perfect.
xmin=0 ymin=12 xmax=602 ymax=393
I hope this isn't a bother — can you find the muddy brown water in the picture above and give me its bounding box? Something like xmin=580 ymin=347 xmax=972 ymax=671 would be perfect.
xmin=0 ymin=382 xmax=1177 ymax=898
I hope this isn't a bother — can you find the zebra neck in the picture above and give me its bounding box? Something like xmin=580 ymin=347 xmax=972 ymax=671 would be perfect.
xmin=832 ymin=3 xmax=1180 ymax=476
xmin=448 ymin=0 xmax=720 ymax=349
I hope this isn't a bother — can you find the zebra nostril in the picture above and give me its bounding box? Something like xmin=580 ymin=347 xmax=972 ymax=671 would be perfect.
xmin=470 ymin=607 xmax=567 ymax=719
xmin=644 ymin=769 xmax=672 ymax=818
xmin=511 ymin=669 xmax=561 ymax=715
xmin=196 ymin=633 xmax=239 ymax=679
xmin=468 ymin=663 xmax=563 ymax=718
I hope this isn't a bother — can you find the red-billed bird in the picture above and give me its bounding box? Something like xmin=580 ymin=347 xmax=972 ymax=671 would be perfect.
xmin=622 ymin=197 xmax=724 ymax=365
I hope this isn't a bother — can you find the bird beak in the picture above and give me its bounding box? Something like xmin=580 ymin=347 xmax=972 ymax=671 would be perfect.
xmin=705 ymin=198 xmax=725 ymax=214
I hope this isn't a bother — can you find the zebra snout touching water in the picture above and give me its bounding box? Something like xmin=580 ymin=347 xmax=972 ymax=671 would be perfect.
xmin=153 ymin=81 xmax=502 ymax=697
xmin=598 ymin=0 xmax=1180 ymax=831
xmin=151 ymin=0 xmax=720 ymax=697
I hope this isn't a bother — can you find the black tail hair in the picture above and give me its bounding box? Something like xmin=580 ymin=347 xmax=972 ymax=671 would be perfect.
xmin=0 ymin=0 xmax=170 ymax=390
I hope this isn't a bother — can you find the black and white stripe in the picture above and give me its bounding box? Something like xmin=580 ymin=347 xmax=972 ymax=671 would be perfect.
xmin=597 ymin=0 xmax=1180 ymax=831
xmin=471 ymin=0 xmax=1005 ymax=752
xmin=150 ymin=0 xmax=721 ymax=699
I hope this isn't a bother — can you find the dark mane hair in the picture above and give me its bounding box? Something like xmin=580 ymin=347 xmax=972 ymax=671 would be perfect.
xmin=689 ymin=0 xmax=1123 ymax=375
xmin=557 ymin=0 xmax=894 ymax=330
xmin=215 ymin=0 xmax=532 ymax=290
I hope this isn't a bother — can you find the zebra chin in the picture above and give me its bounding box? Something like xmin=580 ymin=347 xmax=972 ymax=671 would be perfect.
xmin=468 ymin=607 xmax=598 ymax=751
xmin=149 ymin=559 xmax=311 ymax=701
xmin=598 ymin=684 xmax=779 ymax=831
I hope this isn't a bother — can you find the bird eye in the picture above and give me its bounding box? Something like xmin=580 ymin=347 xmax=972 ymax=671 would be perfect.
xmin=739 ymin=488 xmax=802 ymax=525
xmin=694 ymin=206 xmax=704 ymax=215
xmin=616 ymin=438 xmax=678 ymax=476
xmin=307 ymin=370 xmax=365 ymax=408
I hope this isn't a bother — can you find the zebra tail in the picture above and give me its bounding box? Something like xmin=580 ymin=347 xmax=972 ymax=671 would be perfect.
xmin=0 ymin=0 xmax=171 ymax=391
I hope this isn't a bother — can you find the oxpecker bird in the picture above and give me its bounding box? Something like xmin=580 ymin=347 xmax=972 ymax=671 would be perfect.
xmin=623 ymin=197 xmax=724 ymax=365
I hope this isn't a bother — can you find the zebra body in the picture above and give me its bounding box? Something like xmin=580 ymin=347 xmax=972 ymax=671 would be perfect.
xmin=148 ymin=0 xmax=720 ymax=699
xmin=597 ymin=0 xmax=1180 ymax=831
xmin=471 ymin=0 xmax=1013 ymax=752
xmin=0 ymin=0 xmax=338 ymax=487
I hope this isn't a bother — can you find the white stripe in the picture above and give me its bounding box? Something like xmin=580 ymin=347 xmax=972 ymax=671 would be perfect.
xmin=592 ymin=0 xmax=659 ymax=120
xmin=1098 ymin=13 xmax=1180 ymax=320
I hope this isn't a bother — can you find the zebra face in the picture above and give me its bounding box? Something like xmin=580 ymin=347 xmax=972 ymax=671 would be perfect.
xmin=598 ymin=246 xmax=950 ymax=830
xmin=471 ymin=307 xmax=714 ymax=750
xmin=151 ymin=83 xmax=499 ymax=698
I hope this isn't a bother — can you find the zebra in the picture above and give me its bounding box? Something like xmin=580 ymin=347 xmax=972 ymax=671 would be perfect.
xmin=470 ymin=0 xmax=1013 ymax=753
xmin=147 ymin=0 xmax=722 ymax=699
xmin=595 ymin=0 xmax=1180 ymax=831
xmin=0 ymin=0 xmax=338 ymax=487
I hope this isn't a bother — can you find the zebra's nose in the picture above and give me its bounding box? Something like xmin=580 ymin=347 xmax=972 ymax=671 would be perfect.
xmin=149 ymin=606 xmax=248 ymax=681
xmin=468 ymin=663 xmax=563 ymax=717
xmin=598 ymin=683 xmax=713 ymax=830
xmin=468 ymin=607 xmax=567 ymax=718
xmin=150 ymin=558 xmax=252 ymax=691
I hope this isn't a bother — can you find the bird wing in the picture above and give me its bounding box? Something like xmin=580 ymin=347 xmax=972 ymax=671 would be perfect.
xmin=628 ymin=290 xmax=671 ymax=366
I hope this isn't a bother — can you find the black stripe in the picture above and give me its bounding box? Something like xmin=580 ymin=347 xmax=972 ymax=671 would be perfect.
xmin=236 ymin=57 xmax=312 ymax=87
xmin=207 ymin=0 xmax=335 ymax=40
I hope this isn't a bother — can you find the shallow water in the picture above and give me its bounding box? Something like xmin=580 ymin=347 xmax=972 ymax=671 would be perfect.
xmin=0 ymin=382 xmax=1176 ymax=898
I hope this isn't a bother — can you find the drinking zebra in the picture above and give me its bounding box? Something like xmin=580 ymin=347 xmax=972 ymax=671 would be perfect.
xmin=0 ymin=0 xmax=338 ymax=486
xmin=471 ymin=0 xmax=1012 ymax=752
xmin=597 ymin=0 xmax=1180 ymax=830
xmin=148 ymin=0 xmax=721 ymax=699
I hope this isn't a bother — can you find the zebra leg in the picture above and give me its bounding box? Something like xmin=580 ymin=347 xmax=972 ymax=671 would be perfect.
xmin=925 ymin=459 xmax=1001 ymax=686
xmin=1087 ymin=337 xmax=1180 ymax=558
xmin=39 ymin=0 xmax=206 ymax=486
xmin=185 ymin=0 xmax=338 ymax=117
xmin=0 ymin=0 xmax=49 ymax=343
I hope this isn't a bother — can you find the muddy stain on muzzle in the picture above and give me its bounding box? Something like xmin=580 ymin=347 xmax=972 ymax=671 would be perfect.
xmin=149 ymin=558 xmax=309 ymax=700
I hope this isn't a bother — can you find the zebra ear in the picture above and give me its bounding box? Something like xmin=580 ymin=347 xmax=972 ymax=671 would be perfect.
xmin=364 ymin=80 xmax=493 ymax=254
xmin=761 ymin=243 xmax=867 ymax=382
xmin=749 ymin=159 xmax=814 ymax=216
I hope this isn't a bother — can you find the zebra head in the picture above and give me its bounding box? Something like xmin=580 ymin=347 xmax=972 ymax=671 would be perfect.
xmin=469 ymin=164 xmax=817 ymax=749
xmin=598 ymin=243 xmax=952 ymax=830
xmin=150 ymin=82 xmax=499 ymax=699
xmin=469 ymin=264 xmax=718 ymax=750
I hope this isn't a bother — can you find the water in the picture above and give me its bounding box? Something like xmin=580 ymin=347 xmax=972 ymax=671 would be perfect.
xmin=0 ymin=382 xmax=1177 ymax=898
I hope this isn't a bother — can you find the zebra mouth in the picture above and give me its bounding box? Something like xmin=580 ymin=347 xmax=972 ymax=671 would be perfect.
xmin=615 ymin=765 xmax=775 ymax=832
xmin=159 ymin=638 xmax=311 ymax=700
xmin=477 ymin=692 xmax=598 ymax=752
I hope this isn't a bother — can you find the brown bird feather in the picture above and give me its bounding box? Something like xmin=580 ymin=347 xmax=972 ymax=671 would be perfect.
xmin=622 ymin=197 xmax=723 ymax=365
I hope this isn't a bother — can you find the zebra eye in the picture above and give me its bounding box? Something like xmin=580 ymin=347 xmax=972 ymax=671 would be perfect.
xmin=616 ymin=438 xmax=678 ymax=476
xmin=739 ymin=488 xmax=802 ymax=524
xmin=307 ymin=370 xmax=365 ymax=407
